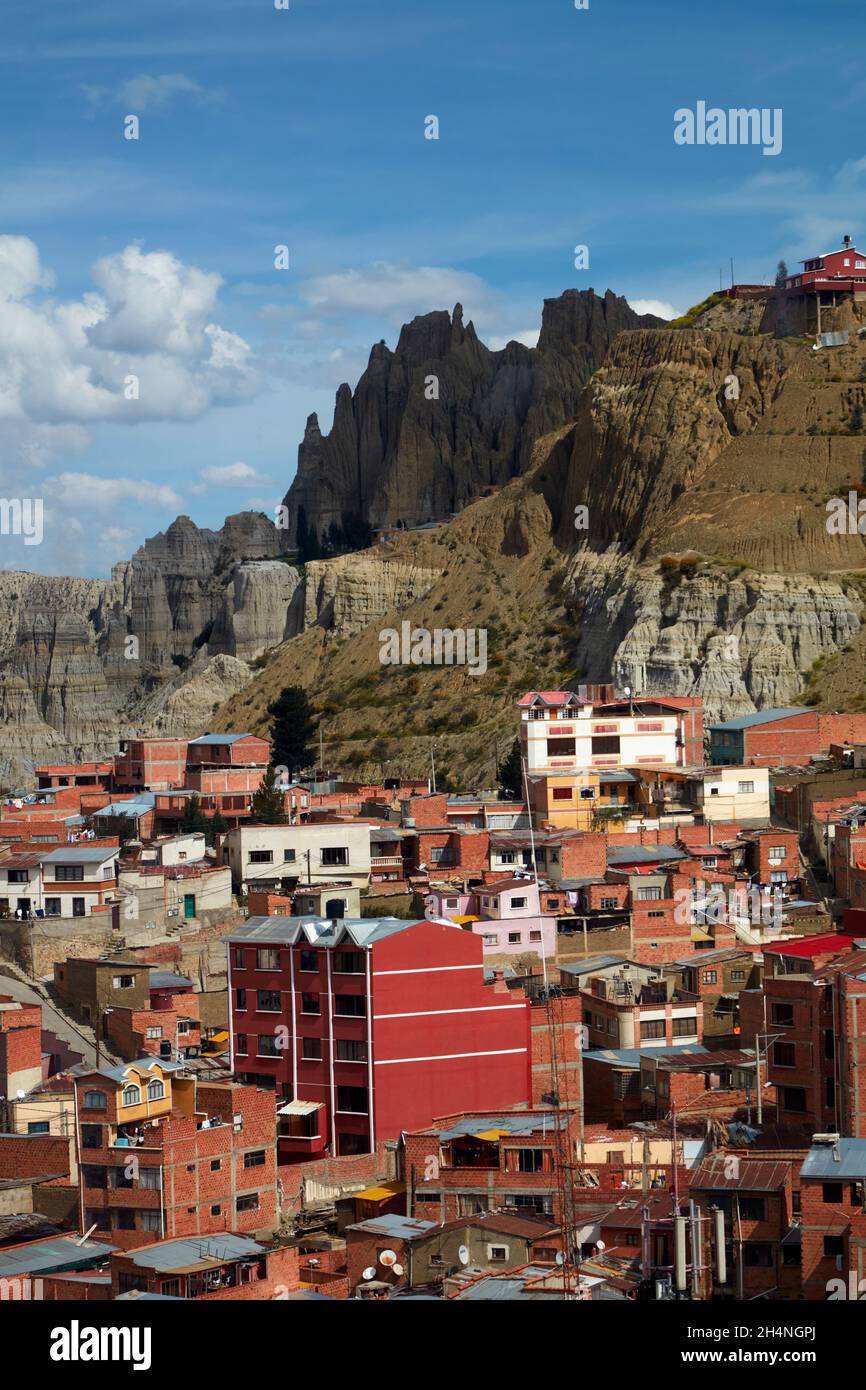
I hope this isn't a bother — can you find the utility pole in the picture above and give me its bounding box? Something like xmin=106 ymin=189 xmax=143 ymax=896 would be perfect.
xmin=319 ymin=723 xmax=324 ymax=776
xmin=755 ymin=1032 xmax=785 ymax=1125
xmin=430 ymin=743 xmax=437 ymax=795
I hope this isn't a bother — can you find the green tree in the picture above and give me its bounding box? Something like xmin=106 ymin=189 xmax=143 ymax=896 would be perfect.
xmin=497 ymin=738 xmax=524 ymax=798
xmin=775 ymin=260 xmax=788 ymax=287
xmin=205 ymin=808 xmax=229 ymax=847
xmin=181 ymin=794 xmax=208 ymax=835
xmin=250 ymin=764 xmax=289 ymax=824
xmin=267 ymin=684 xmax=318 ymax=777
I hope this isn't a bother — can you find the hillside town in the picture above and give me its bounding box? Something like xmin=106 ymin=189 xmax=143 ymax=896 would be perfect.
xmin=2 ymin=687 xmax=866 ymax=1304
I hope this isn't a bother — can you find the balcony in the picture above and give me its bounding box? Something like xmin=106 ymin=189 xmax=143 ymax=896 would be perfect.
xmin=371 ymin=855 xmax=403 ymax=870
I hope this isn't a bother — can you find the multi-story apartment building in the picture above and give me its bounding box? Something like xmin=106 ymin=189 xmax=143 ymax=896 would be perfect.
xmin=517 ymin=691 xmax=702 ymax=779
xmin=424 ymin=878 xmax=561 ymax=965
xmin=223 ymin=822 xmax=373 ymax=894
xmin=73 ymin=1058 xmax=278 ymax=1250
xmin=578 ymin=958 xmax=702 ymax=1050
xmin=226 ymin=916 xmax=531 ymax=1160
xmin=799 ymin=1137 xmax=866 ymax=1299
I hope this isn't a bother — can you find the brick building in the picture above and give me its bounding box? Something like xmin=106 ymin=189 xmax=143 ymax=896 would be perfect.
xmin=73 ymin=1058 xmax=278 ymax=1249
xmin=226 ymin=916 xmax=531 ymax=1160
xmin=709 ymin=708 xmax=866 ymax=768
xmin=799 ymin=1137 xmax=866 ymax=1299
xmin=689 ymin=1155 xmax=798 ymax=1299
xmin=109 ymin=1232 xmax=299 ymax=1300
xmin=406 ymin=1110 xmax=581 ymax=1224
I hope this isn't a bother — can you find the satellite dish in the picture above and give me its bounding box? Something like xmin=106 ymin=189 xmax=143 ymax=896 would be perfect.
xmin=16 ymin=1089 xmax=25 ymax=1100
xmin=555 ymin=1251 xmax=564 ymax=1266
xmin=623 ymin=686 xmax=631 ymax=697
xmin=458 ymin=1245 xmax=470 ymax=1265
xmin=379 ymin=1249 xmax=397 ymax=1267
xmin=595 ymin=1240 xmax=606 ymax=1252
xmin=392 ymin=1263 xmax=404 ymax=1277
xmin=362 ymin=1267 xmax=377 ymax=1281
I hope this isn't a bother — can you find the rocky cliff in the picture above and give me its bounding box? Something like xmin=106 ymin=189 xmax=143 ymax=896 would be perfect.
xmin=279 ymin=288 xmax=664 ymax=548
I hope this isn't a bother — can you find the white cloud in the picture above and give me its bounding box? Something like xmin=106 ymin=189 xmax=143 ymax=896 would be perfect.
xmin=487 ymin=329 xmax=540 ymax=350
xmin=0 ymin=235 xmax=259 ymax=438
xmin=44 ymin=472 xmax=183 ymax=510
xmin=628 ymin=298 xmax=679 ymax=320
xmin=81 ymin=73 xmax=222 ymax=113
xmin=301 ymin=261 xmax=499 ymax=324
xmin=199 ymin=461 xmax=270 ymax=486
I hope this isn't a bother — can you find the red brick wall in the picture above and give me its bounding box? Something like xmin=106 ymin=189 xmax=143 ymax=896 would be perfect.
xmin=0 ymin=1133 xmax=72 ymax=1182
xmin=560 ymin=833 xmax=607 ymax=879
xmin=800 ymin=1177 xmax=866 ymax=1298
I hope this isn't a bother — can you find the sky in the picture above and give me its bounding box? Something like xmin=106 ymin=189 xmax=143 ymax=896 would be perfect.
xmin=1 ymin=0 xmax=865 ymax=576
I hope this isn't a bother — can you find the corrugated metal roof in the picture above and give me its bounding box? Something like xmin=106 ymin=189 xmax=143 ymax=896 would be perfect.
xmin=559 ymin=955 xmax=635 ymax=977
xmin=800 ymin=1139 xmax=866 ymax=1180
xmin=188 ymin=733 xmax=250 ymax=745
xmin=607 ymin=845 xmax=685 ymax=865
xmin=583 ymin=1044 xmax=709 ymax=1068
xmin=689 ymin=1156 xmax=791 ymax=1191
xmin=41 ymin=846 xmax=119 ymax=862
xmin=708 ymin=708 xmax=809 ymax=732
xmin=0 ymin=1235 xmax=116 ymax=1277
xmin=346 ymin=1215 xmax=436 ymax=1239
xmin=436 ymin=1113 xmax=558 ymax=1140
xmin=149 ymin=971 xmax=193 ymax=989
xmin=127 ymin=1233 xmax=265 ymax=1270
xmin=226 ymin=915 xmax=423 ymax=948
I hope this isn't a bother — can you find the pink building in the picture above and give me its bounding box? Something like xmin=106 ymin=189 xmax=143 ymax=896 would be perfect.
xmin=424 ymin=877 xmax=560 ymax=965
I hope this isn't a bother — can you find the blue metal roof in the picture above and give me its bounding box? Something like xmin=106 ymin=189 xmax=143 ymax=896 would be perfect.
xmin=0 ymin=1235 xmax=116 ymax=1277
xmin=227 ymin=915 xmax=424 ymax=948
xmin=128 ymin=1234 xmax=265 ymax=1270
xmin=92 ymin=795 xmax=156 ymax=818
xmin=436 ymin=1113 xmax=558 ymax=1140
xmin=41 ymin=845 xmax=120 ymax=861
xmin=800 ymin=1139 xmax=866 ymax=1180
xmin=583 ymin=1044 xmax=710 ymax=1068
xmin=708 ymin=707 xmax=808 ymax=732
xmin=188 ymin=733 xmax=249 ymax=745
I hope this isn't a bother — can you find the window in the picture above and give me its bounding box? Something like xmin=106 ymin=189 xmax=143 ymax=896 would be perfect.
xmin=591 ymin=736 xmax=620 ymax=756
xmin=672 ymin=1016 xmax=697 ymax=1037
xmin=529 ymin=930 xmax=542 ymax=943
xmin=552 ymin=788 xmax=572 ymax=801
xmin=743 ymin=1243 xmax=773 ymax=1268
xmin=508 ymin=932 xmax=521 ymax=944
xmin=703 ymin=971 xmax=718 ymax=985
xmin=283 ymin=848 xmax=296 ymax=862
xmin=635 ymin=887 xmax=661 ymax=901
xmin=82 ymin=1165 xmax=107 ymax=1189
xmin=515 ymin=1148 xmax=545 ymax=1172
xmin=210 ymin=1159 xmax=221 ymax=1172
xmin=701 ymin=856 xmax=718 ymax=869
xmin=236 ymin=988 xmax=247 ymax=1010
xmin=625 ymin=1233 xmax=640 ymax=1247
xmin=83 ymin=1090 xmax=107 ymax=1111
xmin=302 ymin=1037 xmax=322 ymax=1060
xmin=249 ymin=850 xmax=273 ymax=864
xmin=257 ymin=989 xmax=281 ymax=1012
xmin=822 ymin=1182 xmax=843 ymax=1204
xmin=257 ymin=1035 xmax=280 ymax=1057
xmin=824 ymin=1234 xmax=844 ymax=1259
xmin=234 ymin=948 xmax=246 ymax=968
xmin=731 ymin=970 xmax=746 ymax=982
xmin=138 ymin=1167 xmax=162 ymax=1190
xmin=489 ymin=1245 xmax=509 ymax=1263
xmin=640 ymin=1019 xmax=665 ymax=1040
xmin=115 ymin=1211 xmax=136 ymax=1231
xmin=112 ymin=975 xmax=134 ymax=989
xmin=235 ymin=1033 xmax=247 ymax=1055
xmin=336 ymin=1085 xmax=368 ymax=1113
xmin=121 ymin=1084 xmax=141 ymax=1107
xmin=509 ymin=896 xmax=527 ymax=910
xmin=209 ymin=1207 xmax=221 ymax=1219
xmin=739 ymin=1197 xmax=766 ymax=1221
xmin=333 ymin=951 xmax=364 ymax=974
xmin=321 ymin=847 xmax=349 ymax=866
xmin=256 ymin=947 xmax=280 ymax=970
xmin=770 ymin=871 xmax=787 ymax=885
xmin=335 ymin=994 xmax=365 ymax=1017
xmin=737 ymin=781 xmax=754 ymax=794
xmin=781 ymin=1086 xmax=807 ymax=1113
xmin=547 ymin=738 xmax=576 ymax=758
xmin=81 ymin=1124 xmax=102 ymax=1147
xmin=146 ymin=1026 xmax=162 ymax=1040
xmin=45 ymin=898 xmax=61 ymax=915
xmin=647 ymin=910 xmax=664 ymax=918
xmin=141 ymin=1210 xmax=161 ymax=1233
xmin=336 ymin=1039 xmax=367 ymax=1062
xmin=53 ymin=864 xmax=84 ymax=881
xmin=27 ymin=1120 xmax=49 ymax=1134
xmin=299 ymin=950 xmax=318 ymax=972
xmin=244 ymin=1150 xmax=266 ymax=1169
xmin=772 ymin=1003 xmax=794 ymax=1027
xmin=600 ymin=897 xmax=618 ymax=910
xmin=237 ymin=1193 xmax=260 ymax=1213
xmin=146 ymin=1080 xmax=165 ymax=1101
xmin=301 ymin=992 xmax=320 ymax=1015
xmin=482 ymin=935 xmax=498 ymax=946
xmin=579 ymin=787 xmax=595 ymax=799
xmin=774 ymin=1041 xmax=796 ymax=1068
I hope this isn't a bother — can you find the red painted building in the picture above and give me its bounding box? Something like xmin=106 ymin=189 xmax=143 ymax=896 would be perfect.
xmin=784 ymin=236 xmax=866 ymax=295
xmin=226 ymin=916 xmax=531 ymax=1162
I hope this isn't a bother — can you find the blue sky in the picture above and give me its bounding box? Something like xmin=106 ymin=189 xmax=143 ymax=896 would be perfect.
xmin=1 ymin=0 xmax=865 ymax=575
